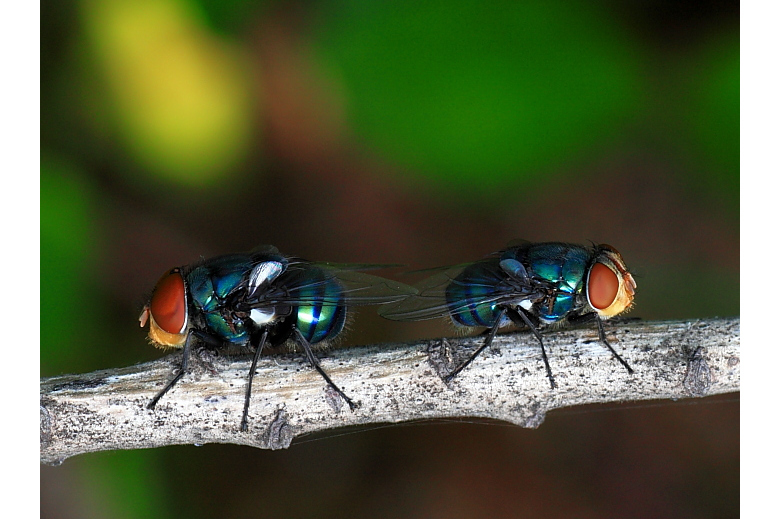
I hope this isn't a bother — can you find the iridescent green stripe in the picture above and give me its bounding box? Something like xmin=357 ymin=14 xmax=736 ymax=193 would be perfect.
xmin=447 ymin=263 xmax=500 ymax=328
xmin=295 ymin=270 xmax=346 ymax=343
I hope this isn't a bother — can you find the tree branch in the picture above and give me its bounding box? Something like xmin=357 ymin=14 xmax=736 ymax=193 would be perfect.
xmin=40 ymin=317 xmax=740 ymax=465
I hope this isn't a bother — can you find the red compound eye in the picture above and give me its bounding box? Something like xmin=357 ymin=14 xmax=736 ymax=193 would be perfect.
xmin=588 ymin=262 xmax=619 ymax=310
xmin=149 ymin=270 xmax=187 ymax=334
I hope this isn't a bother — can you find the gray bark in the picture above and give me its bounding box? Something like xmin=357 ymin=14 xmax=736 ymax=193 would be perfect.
xmin=40 ymin=317 xmax=739 ymax=465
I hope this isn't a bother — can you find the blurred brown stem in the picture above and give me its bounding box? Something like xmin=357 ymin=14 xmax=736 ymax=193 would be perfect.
xmin=40 ymin=317 xmax=739 ymax=465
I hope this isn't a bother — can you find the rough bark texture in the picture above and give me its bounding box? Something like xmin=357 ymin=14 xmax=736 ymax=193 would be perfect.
xmin=40 ymin=317 xmax=739 ymax=465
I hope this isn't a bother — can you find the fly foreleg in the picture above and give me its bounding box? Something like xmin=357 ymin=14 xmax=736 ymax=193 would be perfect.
xmin=148 ymin=329 xmax=220 ymax=409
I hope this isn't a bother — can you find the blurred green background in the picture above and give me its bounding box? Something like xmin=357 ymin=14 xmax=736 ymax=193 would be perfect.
xmin=41 ymin=1 xmax=738 ymax=518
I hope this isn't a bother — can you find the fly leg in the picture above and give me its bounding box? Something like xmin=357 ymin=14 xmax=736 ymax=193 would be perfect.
xmin=507 ymin=308 xmax=556 ymax=389
xmin=294 ymin=328 xmax=357 ymax=411
xmin=568 ymin=313 xmax=634 ymax=375
xmin=444 ymin=307 xmax=507 ymax=383
xmin=148 ymin=329 xmax=220 ymax=409
xmin=240 ymin=328 xmax=270 ymax=432
xmin=596 ymin=318 xmax=634 ymax=374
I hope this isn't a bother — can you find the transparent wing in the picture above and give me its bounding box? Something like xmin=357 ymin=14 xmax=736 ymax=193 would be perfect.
xmin=504 ymin=238 xmax=531 ymax=249
xmin=248 ymin=244 xmax=282 ymax=255
xmin=246 ymin=259 xmax=416 ymax=308
xmin=309 ymin=261 xmax=404 ymax=272
xmin=379 ymin=260 xmax=539 ymax=321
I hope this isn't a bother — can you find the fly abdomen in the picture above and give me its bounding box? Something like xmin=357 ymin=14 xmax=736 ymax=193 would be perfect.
xmin=292 ymin=269 xmax=347 ymax=344
xmin=449 ymin=301 xmax=500 ymax=328
xmin=296 ymin=302 xmax=346 ymax=343
xmin=446 ymin=263 xmax=502 ymax=328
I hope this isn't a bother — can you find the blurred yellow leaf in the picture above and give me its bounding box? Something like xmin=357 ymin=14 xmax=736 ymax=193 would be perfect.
xmin=82 ymin=0 xmax=257 ymax=186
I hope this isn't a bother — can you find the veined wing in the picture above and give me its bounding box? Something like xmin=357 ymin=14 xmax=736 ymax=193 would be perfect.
xmin=246 ymin=260 xmax=416 ymax=308
xmin=379 ymin=259 xmax=540 ymax=321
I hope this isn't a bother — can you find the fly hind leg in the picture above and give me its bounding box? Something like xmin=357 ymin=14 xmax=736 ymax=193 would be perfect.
xmin=294 ymin=329 xmax=357 ymax=411
xmin=444 ymin=307 xmax=508 ymax=383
